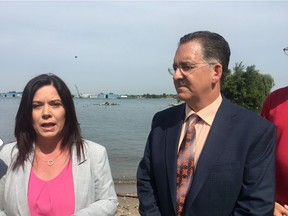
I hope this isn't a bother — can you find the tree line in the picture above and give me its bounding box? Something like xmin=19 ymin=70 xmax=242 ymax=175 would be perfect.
xmin=221 ymin=62 xmax=274 ymax=114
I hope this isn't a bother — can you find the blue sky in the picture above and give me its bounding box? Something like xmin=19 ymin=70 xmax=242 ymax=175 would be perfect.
xmin=0 ymin=1 xmax=287 ymax=95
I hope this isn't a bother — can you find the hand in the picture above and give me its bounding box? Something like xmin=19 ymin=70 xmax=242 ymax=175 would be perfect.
xmin=274 ymin=202 xmax=288 ymax=216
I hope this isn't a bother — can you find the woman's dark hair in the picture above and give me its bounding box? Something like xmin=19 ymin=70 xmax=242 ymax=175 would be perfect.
xmin=13 ymin=73 xmax=84 ymax=170
xmin=179 ymin=31 xmax=231 ymax=84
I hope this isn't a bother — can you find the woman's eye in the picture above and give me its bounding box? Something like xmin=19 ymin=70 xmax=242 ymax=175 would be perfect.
xmin=51 ymin=101 xmax=62 ymax=107
xmin=32 ymin=104 xmax=41 ymax=109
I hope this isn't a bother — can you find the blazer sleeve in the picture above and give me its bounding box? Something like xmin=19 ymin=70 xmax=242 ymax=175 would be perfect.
xmin=0 ymin=143 xmax=13 ymax=216
xmin=0 ymin=164 xmax=7 ymax=216
xmin=74 ymin=143 xmax=118 ymax=216
xmin=231 ymin=122 xmax=276 ymax=216
xmin=0 ymin=142 xmax=16 ymax=216
xmin=137 ymin=116 xmax=162 ymax=216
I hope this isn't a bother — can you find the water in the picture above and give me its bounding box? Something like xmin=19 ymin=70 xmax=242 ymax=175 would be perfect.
xmin=0 ymin=97 xmax=177 ymax=183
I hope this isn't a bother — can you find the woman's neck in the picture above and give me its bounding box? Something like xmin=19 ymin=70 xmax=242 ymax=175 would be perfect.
xmin=35 ymin=136 xmax=63 ymax=154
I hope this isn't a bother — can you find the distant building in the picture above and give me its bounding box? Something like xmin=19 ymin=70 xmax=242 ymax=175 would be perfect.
xmin=0 ymin=92 xmax=22 ymax=98
xmin=97 ymin=92 xmax=120 ymax=99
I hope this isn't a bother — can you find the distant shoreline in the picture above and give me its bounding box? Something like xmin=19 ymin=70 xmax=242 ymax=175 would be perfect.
xmin=0 ymin=92 xmax=177 ymax=100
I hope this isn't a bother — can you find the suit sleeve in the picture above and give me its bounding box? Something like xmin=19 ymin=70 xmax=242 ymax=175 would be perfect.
xmin=137 ymin=117 xmax=162 ymax=216
xmin=231 ymin=123 xmax=276 ymax=216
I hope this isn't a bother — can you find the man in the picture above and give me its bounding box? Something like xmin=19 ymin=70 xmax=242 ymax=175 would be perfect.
xmin=137 ymin=31 xmax=276 ymax=216
xmin=261 ymin=46 xmax=288 ymax=216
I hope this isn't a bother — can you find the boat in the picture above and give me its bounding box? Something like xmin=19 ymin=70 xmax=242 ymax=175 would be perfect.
xmin=94 ymin=101 xmax=119 ymax=106
xmin=169 ymin=98 xmax=182 ymax=107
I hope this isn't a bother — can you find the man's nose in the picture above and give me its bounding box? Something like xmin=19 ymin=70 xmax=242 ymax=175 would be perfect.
xmin=173 ymin=68 xmax=184 ymax=79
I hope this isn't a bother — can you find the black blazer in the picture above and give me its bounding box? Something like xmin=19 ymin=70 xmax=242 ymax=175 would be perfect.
xmin=137 ymin=97 xmax=276 ymax=216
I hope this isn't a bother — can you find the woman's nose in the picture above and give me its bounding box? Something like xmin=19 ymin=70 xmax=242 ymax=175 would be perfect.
xmin=42 ymin=105 xmax=51 ymax=119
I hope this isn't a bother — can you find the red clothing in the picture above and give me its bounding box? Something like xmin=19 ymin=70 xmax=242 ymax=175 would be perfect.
xmin=261 ymin=86 xmax=288 ymax=205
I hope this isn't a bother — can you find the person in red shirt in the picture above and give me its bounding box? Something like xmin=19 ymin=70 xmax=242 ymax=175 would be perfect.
xmin=261 ymin=46 xmax=288 ymax=216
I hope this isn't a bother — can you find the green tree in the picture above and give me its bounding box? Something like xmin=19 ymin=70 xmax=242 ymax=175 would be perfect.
xmin=222 ymin=62 xmax=274 ymax=113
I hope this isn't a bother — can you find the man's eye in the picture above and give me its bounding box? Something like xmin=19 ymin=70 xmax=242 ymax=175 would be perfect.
xmin=181 ymin=65 xmax=193 ymax=71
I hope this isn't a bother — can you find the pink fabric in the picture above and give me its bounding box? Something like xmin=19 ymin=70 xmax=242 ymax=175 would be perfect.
xmin=28 ymin=159 xmax=75 ymax=216
xmin=261 ymin=86 xmax=288 ymax=205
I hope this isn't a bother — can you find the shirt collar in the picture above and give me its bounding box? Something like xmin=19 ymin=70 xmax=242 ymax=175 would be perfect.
xmin=185 ymin=94 xmax=222 ymax=126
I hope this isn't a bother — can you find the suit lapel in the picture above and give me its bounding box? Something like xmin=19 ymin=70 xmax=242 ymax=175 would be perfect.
xmin=165 ymin=104 xmax=186 ymax=213
xmin=15 ymin=155 xmax=33 ymax=215
xmin=185 ymin=98 xmax=235 ymax=205
xmin=72 ymin=144 xmax=90 ymax=212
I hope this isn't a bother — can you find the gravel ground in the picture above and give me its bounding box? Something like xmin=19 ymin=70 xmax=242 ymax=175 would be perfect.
xmin=115 ymin=183 xmax=139 ymax=216
xmin=116 ymin=195 xmax=139 ymax=216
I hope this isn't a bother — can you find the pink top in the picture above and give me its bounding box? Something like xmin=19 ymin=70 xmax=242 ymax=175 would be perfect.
xmin=28 ymin=159 xmax=75 ymax=216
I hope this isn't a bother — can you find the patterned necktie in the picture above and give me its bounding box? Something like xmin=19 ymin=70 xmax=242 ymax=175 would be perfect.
xmin=176 ymin=114 xmax=200 ymax=216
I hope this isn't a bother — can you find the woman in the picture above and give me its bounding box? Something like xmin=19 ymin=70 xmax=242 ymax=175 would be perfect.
xmin=0 ymin=74 xmax=118 ymax=215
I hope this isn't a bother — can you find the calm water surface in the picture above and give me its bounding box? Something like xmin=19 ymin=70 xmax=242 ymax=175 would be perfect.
xmin=0 ymin=97 xmax=177 ymax=182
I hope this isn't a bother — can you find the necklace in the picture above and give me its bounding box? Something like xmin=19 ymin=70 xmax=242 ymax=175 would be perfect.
xmin=35 ymin=151 xmax=62 ymax=166
xmin=46 ymin=158 xmax=58 ymax=166
xmin=43 ymin=154 xmax=61 ymax=166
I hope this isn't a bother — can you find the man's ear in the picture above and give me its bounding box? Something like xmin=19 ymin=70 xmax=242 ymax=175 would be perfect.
xmin=212 ymin=63 xmax=222 ymax=83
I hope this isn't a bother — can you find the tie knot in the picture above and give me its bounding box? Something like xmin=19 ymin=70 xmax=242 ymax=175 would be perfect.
xmin=188 ymin=114 xmax=200 ymax=126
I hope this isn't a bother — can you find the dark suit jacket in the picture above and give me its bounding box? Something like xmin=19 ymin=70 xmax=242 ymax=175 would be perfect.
xmin=137 ymin=97 xmax=276 ymax=216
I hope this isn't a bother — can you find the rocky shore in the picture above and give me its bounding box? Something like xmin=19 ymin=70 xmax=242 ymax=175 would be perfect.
xmin=116 ymin=194 xmax=139 ymax=216
xmin=115 ymin=183 xmax=139 ymax=216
